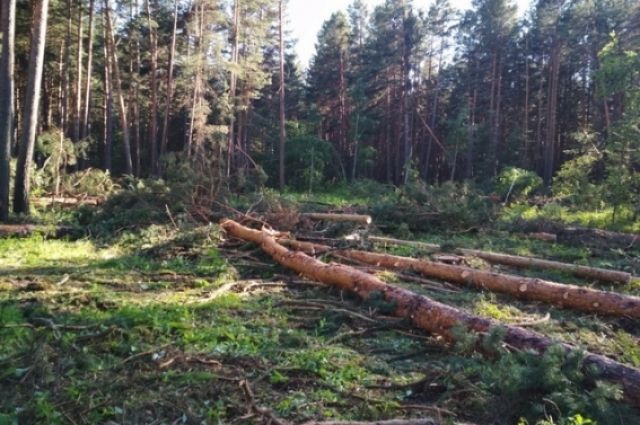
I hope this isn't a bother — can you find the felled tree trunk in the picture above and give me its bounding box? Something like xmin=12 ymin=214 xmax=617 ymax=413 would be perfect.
xmin=281 ymin=238 xmax=640 ymax=318
xmin=362 ymin=236 xmax=629 ymax=284
xmin=558 ymin=227 xmax=640 ymax=250
xmin=457 ymin=248 xmax=631 ymax=284
xmin=301 ymin=213 xmax=372 ymax=225
xmin=221 ymin=219 xmax=640 ymax=406
xmin=0 ymin=224 xmax=77 ymax=238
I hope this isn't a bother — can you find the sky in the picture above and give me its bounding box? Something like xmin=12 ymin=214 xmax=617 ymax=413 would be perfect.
xmin=289 ymin=0 xmax=532 ymax=68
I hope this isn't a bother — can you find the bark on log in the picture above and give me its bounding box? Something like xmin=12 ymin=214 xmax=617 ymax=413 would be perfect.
xmin=282 ymin=238 xmax=639 ymax=317
xmin=558 ymin=227 xmax=640 ymax=250
xmin=302 ymin=419 xmax=442 ymax=425
xmin=0 ymin=224 xmax=78 ymax=238
xmin=457 ymin=248 xmax=631 ymax=284
xmin=363 ymin=236 xmax=630 ymax=284
xmin=301 ymin=213 xmax=372 ymax=225
xmin=221 ymin=219 xmax=640 ymax=406
xmin=33 ymin=196 xmax=101 ymax=207
xmin=343 ymin=249 xmax=640 ymax=318
xmin=368 ymin=236 xmax=440 ymax=252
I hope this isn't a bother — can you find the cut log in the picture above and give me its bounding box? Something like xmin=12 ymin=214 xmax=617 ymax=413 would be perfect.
xmin=363 ymin=235 xmax=630 ymax=285
xmin=302 ymin=419 xmax=442 ymax=425
xmin=282 ymin=238 xmax=639 ymax=317
xmin=456 ymin=248 xmax=632 ymax=284
xmin=521 ymin=232 xmax=557 ymax=242
xmin=0 ymin=224 xmax=78 ymax=238
xmin=301 ymin=212 xmax=372 ymax=225
xmin=558 ymin=227 xmax=640 ymax=250
xmin=341 ymin=249 xmax=640 ymax=319
xmin=221 ymin=219 xmax=640 ymax=406
xmin=33 ymin=196 xmax=101 ymax=207
xmin=368 ymin=236 xmax=440 ymax=252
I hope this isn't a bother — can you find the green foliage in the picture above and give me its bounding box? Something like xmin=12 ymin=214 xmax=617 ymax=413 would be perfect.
xmin=32 ymin=129 xmax=85 ymax=195
xmin=392 ymin=179 xmax=497 ymax=231
xmin=61 ymin=169 xmax=118 ymax=197
xmin=285 ymin=135 xmax=337 ymax=191
xmin=553 ymin=133 xmax=603 ymax=207
xmin=496 ymin=167 xmax=543 ymax=202
xmin=78 ymin=176 xmax=192 ymax=237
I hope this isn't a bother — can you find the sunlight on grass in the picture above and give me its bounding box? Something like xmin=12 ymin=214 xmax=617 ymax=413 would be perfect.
xmin=0 ymin=236 xmax=120 ymax=269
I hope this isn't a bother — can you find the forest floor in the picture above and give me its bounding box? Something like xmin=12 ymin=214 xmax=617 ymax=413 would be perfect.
xmin=1 ymin=190 xmax=640 ymax=424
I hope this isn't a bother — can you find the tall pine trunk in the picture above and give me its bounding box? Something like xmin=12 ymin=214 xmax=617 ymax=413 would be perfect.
xmin=81 ymin=0 xmax=94 ymax=142
xmin=400 ymin=0 xmax=411 ymax=185
xmin=278 ymin=0 xmax=286 ymax=191
xmin=160 ymin=0 xmax=178 ymax=165
xmin=102 ymin=24 xmax=113 ymax=172
xmin=146 ymin=0 xmax=159 ymax=176
xmin=0 ymin=0 xmax=16 ymax=221
xmin=14 ymin=0 xmax=50 ymax=215
xmin=227 ymin=0 xmax=240 ymax=176
xmin=73 ymin=0 xmax=83 ymax=146
xmin=103 ymin=0 xmax=133 ymax=175
xmin=544 ymin=41 xmax=561 ymax=187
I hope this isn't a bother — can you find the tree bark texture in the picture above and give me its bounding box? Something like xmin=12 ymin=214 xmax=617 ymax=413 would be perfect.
xmin=278 ymin=239 xmax=640 ymax=318
xmin=14 ymin=0 xmax=50 ymax=215
xmin=0 ymin=0 xmax=16 ymax=220
xmin=103 ymin=0 xmax=133 ymax=175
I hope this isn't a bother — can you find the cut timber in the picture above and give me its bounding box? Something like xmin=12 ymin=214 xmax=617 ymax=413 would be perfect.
xmin=343 ymin=234 xmax=631 ymax=284
xmin=221 ymin=219 xmax=640 ymax=406
xmin=457 ymin=248 xmax=632 ymax=284
xmin=302 ymin=419 xmax=444 ymax=425
xmin=521 ymin=232 xmax=557 ymax=242
xmin=33 ymin=196 xmax=101 ymax=207
xmin=278 ymin=239 xmax=640 ymax=318
xmin=0 ymin=224 xmax=77 ymax=238
xmin=301 ymin=212 xmax=372 ymax=225
xmin=342 ymin=250 xmax=640 ymax=319
xmin=558 ymin=227 xmax=640 ymax=250
xmin=368 ymin=236 xmax=440 ymax=251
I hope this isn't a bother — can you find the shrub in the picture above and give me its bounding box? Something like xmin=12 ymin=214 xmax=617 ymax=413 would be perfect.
xmin=496 ymin=167 xmax=543 ymax=202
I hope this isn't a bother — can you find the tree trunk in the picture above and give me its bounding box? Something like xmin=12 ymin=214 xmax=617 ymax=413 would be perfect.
xmin=221 ymin=219 xmax=640 ymax=407
xmin=0 ymin=0 xmax=16 ymax=221
xmin=466 ymin=86 xmax=476 ymax=179
xmin=13 ymin=0 xmax=50 ymax=215
xmin=280 ymin=239 xmax=640 ymax=318
xmin=102 ymin=22 xmax=113 ymax=171
xmin=61 ymin=0 xmax=72 ymax=134
xmin=493 ymin=53 xmax=503 ymax=176
xmin=456 ymin=248 xmax=631 ymax=284
xmin=523 ymin=32 xmax=530 ymax=167
xmin=160 ymin=0 xmax=178 ymax=165
xmin=103 ymin=0 xmax=133 ymax=175
xmin=81 ymin=0 xmax=94 ymax=142
xmin=544 ymin=41 xmax=561 ymax=187
xmin=72 ymin=0 xmax=83 ymax=146
xmin=301 ymin=212 xmax=372 ymax=225
xmin=341 ymin=249 xmax=640 ymax=318
xmin=146 ymin=0 xmax=159 ymax=176
xmin=227 ymin=0 xmax=240 ymax=176
xmin=400 ymin=0 xmax=411 ymax=185
xmin=278 ymin=0 xmax=286 ymax=191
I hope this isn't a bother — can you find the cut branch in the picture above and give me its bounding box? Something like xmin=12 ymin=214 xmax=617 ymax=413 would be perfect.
xmin=221 ymin=219 xmax=640 ymax=406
